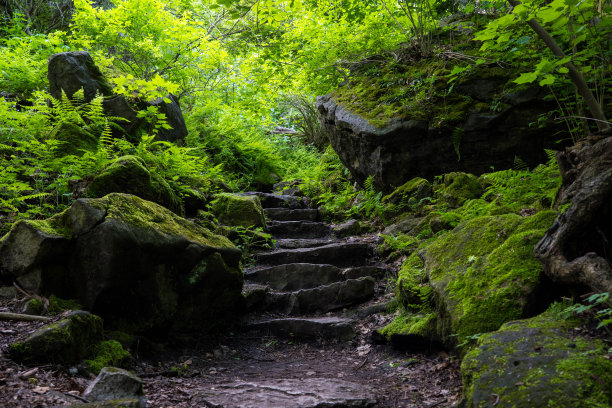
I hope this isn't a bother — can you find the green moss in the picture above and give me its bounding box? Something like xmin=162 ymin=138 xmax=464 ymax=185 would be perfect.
xmin=22 ymin=298 xmax=44 ymax=315
xmin=434 ymin=172 xmax=484 ymax=208
xmin=102 ymin=193 xmax=234 ymax=249
xmin=86 ymin=155 xmax=182 ymax=214
xmin=379 ymin=312 xmax=437 ymax=339
xmin=417 ymin=212 xmax=553 ymax=346
xmin=85 ymin=340 xmax=132 ymax=374
xmin=461 ymin=311 xmax=612 ymax=408
xmin=396 ymin=251 xmax=432 ymax=309
xmin=25 ymin=216 xmax=71 ymax=239
xmin=49 ymin=122 xmax=98 ymax=157
xmin=48 ymin=295 xmax=82 ymax=314
xmin=210 ymin=193 xmax=266 ymax=229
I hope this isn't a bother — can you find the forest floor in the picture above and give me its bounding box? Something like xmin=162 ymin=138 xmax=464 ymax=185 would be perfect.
xmin=0 ymin=293 xmax=463 ymax=407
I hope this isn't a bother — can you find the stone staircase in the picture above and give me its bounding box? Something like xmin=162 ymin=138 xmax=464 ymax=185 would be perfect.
xmin=242 ymin=191 xmax=390 ymax=342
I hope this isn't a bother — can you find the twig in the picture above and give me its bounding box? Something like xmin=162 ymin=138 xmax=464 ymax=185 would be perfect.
xmin=0 ymin=312 xmax=51 ymax=322
xmin=492 ymin=393 xmax=500 ymax=406
xmin=62 ymin=392 xmax=90 ymax=403
xmin=555 ymin=116 xmax=612 ymax=125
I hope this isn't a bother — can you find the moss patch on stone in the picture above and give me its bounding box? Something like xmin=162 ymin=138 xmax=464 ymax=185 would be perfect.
xmin=434 ymin=172 xmax=484 ymax=209
xmin=101 ymin=193 xmax=234 ymax=250
xmin=49 ymin=122 xmax=98 ymax=157
xmin=461 ymin=310 xmax=612 ymax=408
xmin=210 ymin=193 xmax=267 ymax=230
xmin=380 ymin=312 xmax=438 ymax=339
xmin=86 ymin=155 xmax=181 ymax=214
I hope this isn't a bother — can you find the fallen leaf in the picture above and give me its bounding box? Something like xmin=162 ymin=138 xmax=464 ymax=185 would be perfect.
xmin=32 ymin=386 xmax=50 ymax=394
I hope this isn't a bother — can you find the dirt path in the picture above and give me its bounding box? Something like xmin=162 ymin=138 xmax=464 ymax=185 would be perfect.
xmin=0 ymin=191 xmax=463 ymax=407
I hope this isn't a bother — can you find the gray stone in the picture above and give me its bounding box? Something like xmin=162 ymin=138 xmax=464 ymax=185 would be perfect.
xmin=333 ymin=219 xmax=361 ymax=237
xmin=265 ymin=277 xmax=375 ymax=315
xmin=147 ymin=94 xmax=188 ymax=143
xmin=267 ymin=221 xmax=331 ymax=239
xmin=48 ymin=51 xmax=113 ymax=102
xmin=83 ymin=368 xmax=145 ymax=407
xmin=243 ymin=283 xmax=269 ymax=310
xmin=275 ymin=238 xmax=334 ymax=249
xmin=255 ymin=242 xmax=371 ymax=267
xmin=382 ymin=215 xmax=426 ymax=236
xmin=246 ymin=263 xmax=342 ymax=291
xmin=342 ymin=266 xmax=389 ymax=280
xmin=264 ymin=208 xmax=318 ymax=222
xmin=248 ymin=317 xmax=355 ymax=340
xmin=242 ymin=192 xmax=303 ymax=209
xmin=196 ymin=378 xmax=376 ymax=407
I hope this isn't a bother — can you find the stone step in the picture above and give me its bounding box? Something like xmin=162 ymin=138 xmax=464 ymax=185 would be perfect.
xmin=247 ymin=317 xmax=355 ymax=341
xmin=342 ymin=265 xmax=391 ymax=280
xmin=195 ymin=377 xmax=376 ymax=407
xmin=275 ymin=238 xmax=335 ymax=249
xmin=264 ymin=208 xmax=319 ymax=222
xmin=245 ymin=263 xmax=342 ymax=291
xmin=267 ymin=221 xmax=331 ymax=239
xmin=255 ymin=242 xmax=371 ymax=267
xmin=262 ymin=277 xmax=376 ymax=315
xmin=242 ymin=192 xmax=304 ymax=209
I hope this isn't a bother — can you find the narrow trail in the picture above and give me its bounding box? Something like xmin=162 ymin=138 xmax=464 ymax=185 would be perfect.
xmin=139 ymin=190 xmax=463 ymax=407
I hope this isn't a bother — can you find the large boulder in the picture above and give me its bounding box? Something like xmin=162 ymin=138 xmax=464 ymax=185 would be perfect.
xmin=48 ymin=51 xmax=113 ymax=102
xmin=47 ymin=51 xmax=187 ymax=144
xmin=461 ymin=311 xmax=612 ymax=407
xmin=317 ymin=81 xmax=564 ymax=192
xmin=210 ymin=193 xmax=267 ymax=229
xmin=0 ymin=193 xmax=244 ymax=333
xmin=85 ymin=155 xmax=182 ymax=214
xmin=396 ymin=210 xmax=557 ymax=347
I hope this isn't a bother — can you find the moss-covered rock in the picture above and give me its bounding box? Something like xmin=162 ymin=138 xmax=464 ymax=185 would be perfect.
xmin=9 ymin=310 xmax=103 ymax=364
xmin=49 ymin=122 xmax=99 ymax=157
xmin=382 ymin=177 xmax=433 ymax=206
xmin=85 ymin=155 xmax=181 ymax=214
xmin=210 ymin=193 xmax=266 ymax=230
xmin=86 ymin=340 xmax=132 ymax=374
xmin=434 ymin=172 xmax=483 ymax=208
xmin=422 ymin=211 xmax=557 ymax=346
xmin=0 ymin=193 xmax=245 ymax=334
xmin=461 ymin=310 xmax=612 ymax=408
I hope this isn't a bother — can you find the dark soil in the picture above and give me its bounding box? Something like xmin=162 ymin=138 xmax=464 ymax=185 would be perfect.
xmin=0 ymin=293 xmax=463 ymax=407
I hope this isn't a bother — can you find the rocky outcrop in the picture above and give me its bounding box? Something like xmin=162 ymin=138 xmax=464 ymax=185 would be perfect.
xmin=317 ymin=85 xmax=564 ymax=192
xmin=0 ymin=193 xmax=244 ymax=333
xmin=47 ymin=51 xmax=187 ymax=144
xmin=461 ymin=311 xmax=612 ymax=407
xmin=535 ymin=133 xmax=612 ymax=295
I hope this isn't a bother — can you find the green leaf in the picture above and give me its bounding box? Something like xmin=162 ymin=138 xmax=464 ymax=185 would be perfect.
xmin=514 ymin=72 xmax=538 ymax=84
xmin=539 ymin=74 xmax=556 ymax=86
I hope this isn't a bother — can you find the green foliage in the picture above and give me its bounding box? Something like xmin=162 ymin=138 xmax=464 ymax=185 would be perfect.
xmin=560 ymin=293 xmax=612 ymax=336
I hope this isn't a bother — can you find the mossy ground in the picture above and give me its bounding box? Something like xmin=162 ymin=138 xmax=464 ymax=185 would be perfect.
xmin=85 ymin=340 xmax=132 ymax=374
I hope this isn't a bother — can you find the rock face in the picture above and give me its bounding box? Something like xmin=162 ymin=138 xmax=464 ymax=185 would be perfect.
xmin=0 ymin=193 xmax=244 ymax=333
xmin=47 ymin=51 xmax=188 ymax=144
xmin=210 ymin=193 xmax=267 ymax=229
xmin=317 ymin=88 xmax=563 ymax=192
xmin=9 ymin=311 xmax=103 ymax=364
xmin=535 ymin=133 xmax=612 ymax=295
xmin=461 ymin=311 xmax=612 ymax=407
xmin=85 ymin=155 xmax=182 ymax=214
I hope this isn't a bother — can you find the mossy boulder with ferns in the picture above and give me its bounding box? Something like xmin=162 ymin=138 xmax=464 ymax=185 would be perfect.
xmin=0 ymin=193 xmax=245 ymax=333
xmin=85 ymin=155 xmax=182 ymax=215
